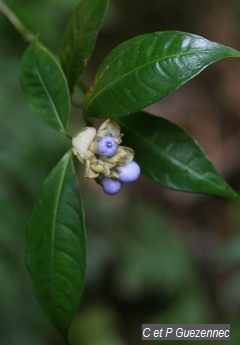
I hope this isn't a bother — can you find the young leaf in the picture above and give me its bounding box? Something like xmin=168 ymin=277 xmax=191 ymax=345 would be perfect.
xmin=60 ymin=0 xmax=109 ymax=92
xmin=20 ymin=39 xmax=70 ymax=133
xmin=26 ymin=151 xmax=86 ymax=342
xmin=119 ymin=112 xmax=240 ymax=200
xmin=84 ymin=31 xmax=240 ymax=118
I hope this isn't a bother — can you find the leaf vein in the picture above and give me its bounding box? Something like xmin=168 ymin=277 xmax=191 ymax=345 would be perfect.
xmin=120 ymin=119 xmax=223 ymax=190
xmin=34 ymin=65 xmax=64 ymax=131
xmin=86 ymin=48 xmax=217 ymax=112
xmin=50 ymin=156 xmax=70 ymax=307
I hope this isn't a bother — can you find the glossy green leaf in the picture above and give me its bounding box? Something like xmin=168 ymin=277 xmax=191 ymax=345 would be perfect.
xmin=119 ymin=112 xmax=240 ymax=200
xmin=20 ymin=39 xmax=70 ymax=133
xmin=26 ymin=152 xmax=86 ymax=342
xmin=84 ymin=31 xmax=240 ymax=118
xmin=60 ymin=0 xmax=109 ymax=92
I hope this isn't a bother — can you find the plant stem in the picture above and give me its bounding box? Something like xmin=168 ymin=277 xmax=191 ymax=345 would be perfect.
xmin=65 ymin=132 xmax=72 ymax=140
xmin=77 ymin=79 xmax=89 ymax=94
xmin=71 ymin=99 xmax=83 ymax=109
xmin=0 ymin=0 xmax=34 ymax=42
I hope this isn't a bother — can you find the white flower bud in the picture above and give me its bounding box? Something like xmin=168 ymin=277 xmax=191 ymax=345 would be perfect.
xmin=72 ymin=127 xmax=96 ymax=163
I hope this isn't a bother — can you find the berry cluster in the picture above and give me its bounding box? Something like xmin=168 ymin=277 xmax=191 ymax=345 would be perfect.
xmin=72 ymin=119 xmax=140 ymax=195
xmin=98 ymin=136 xmax=140 ymax=195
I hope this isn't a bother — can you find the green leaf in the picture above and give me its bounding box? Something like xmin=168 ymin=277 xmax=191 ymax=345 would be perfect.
xmin=60 ymin=0 xmax=109 ymax=92
xmin=26 ymin=151 xmax=86 ymax=342
xmin=119 ymin=112 xmax=240 ymax=200
xmin=84 ymin=31 xmax=240 ymax=118
xmin=20 ymin=39 xmax=71 ymax=133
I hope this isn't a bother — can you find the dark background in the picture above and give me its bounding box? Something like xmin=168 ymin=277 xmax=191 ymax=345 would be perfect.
xmin=1 ymin=0 xmax=240 ymax=344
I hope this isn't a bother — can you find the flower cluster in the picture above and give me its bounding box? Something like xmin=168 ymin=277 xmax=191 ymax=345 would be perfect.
xmin=72 ymin=119 xmax=140 ymax=195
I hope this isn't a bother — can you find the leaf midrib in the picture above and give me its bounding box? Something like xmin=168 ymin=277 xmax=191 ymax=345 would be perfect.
xmin=120 ymin=119 xmax=228 ymax=192
xmin=35 ymin=61 xmax=65 ymax=131
xmin=50 ymin=155 xmax=70 ymax=308
xmin=67 ymin=2 xmax=101 ymax=62
xmin=85 ymin=47 xmax=229 ymax=112
xmin=61 ymin=0 xmax=108 ymax=83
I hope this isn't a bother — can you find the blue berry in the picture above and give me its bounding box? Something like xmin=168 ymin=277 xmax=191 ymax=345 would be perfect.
xmin=97 ymin=135 xmax=117 ymax=157
xmin=118 ymin=161 xmax=140 ymax=183
xmin=101 ymin=177 xmax=122 ymax=195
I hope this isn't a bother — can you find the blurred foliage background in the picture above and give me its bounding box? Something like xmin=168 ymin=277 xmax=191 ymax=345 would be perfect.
xmin=1 ymin=0 xmax=240 ymax=344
